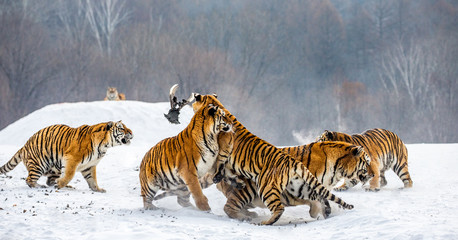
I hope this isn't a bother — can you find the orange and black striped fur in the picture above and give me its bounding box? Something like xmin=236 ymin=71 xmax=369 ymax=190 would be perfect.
xmin=214 ymin=141 xmax=373 ymax=222
xmin=139 ymin=104 xmax=233 ymax=211
xmin=192 ymin=94 xmax=353 ymax=225
xmin=282 ymin=141 xmax=373 ymax=191
xmin=318 ymin=129 xmax=412 ymax=191
xmin=0 ymin=121 xmax=133 ymax=192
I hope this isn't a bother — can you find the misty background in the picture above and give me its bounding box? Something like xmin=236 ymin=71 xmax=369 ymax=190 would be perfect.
xmin=0 ymin=0 xmax=457 ymax=145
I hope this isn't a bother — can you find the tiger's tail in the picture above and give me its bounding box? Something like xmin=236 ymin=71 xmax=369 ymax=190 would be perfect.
xmin=297 ymin=163 xmax=354 ymax=210
xmin=0 ymin=148 xmax=24 ymax=174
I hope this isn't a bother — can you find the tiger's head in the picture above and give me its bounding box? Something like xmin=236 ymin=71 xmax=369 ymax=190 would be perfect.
xmin=106 ymin=87 xmax=119 ymax=100
xmin=203 ymin=104 xmax=233 ymax=134
xmin=93 ymin=120 xmax=133 ymax=147
xmin=316 ymin=130 xmax=337 ymax=142
xmin=192 ymin=93 xmax=236 ymax=133
xmin=347 ymin=146 xmax=373 ymax=185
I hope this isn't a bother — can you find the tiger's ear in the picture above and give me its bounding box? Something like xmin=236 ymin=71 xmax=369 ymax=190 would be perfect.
xmin=351 ymin=146 xmax=364 ymax=157
xmin=194 ymin=93 xmax=202 ymax=102
xmin=208 ymin=105 xmax=218 ymax=116
xmin=324 ymin=130 xmax=333 ymax=139
xmin=115 ymin=120 xmax=123 ymax=128
xmin=212 ymin=93 xmax=218 ymax=98
xmin=106 ymin=121 xmax=114 ymax=130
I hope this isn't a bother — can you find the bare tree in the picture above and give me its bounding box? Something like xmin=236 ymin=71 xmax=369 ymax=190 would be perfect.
xmin=0 ymin=10 xmax=57 ymax=125
xmin=85 ymin=0 xmax=130 ymax=57
xmin=379 ymin=39 xmax=438 ymax=107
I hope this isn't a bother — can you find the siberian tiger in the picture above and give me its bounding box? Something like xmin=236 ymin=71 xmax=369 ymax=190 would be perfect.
xmin=211 ymin=141 xmax=373 ymax=222
xmin=139 ymin=104 xmax=233 ymax=211
xmin=104 ymin=87 xmax=126 ymax=101
xmin=318 ymin=129 xmax=412 ymax=191
xmin=0 ymin=121 xmax=133 ymax=192
xmin=282 ymin=141 xmax=373 ymax=191
xmin=191 ymin=94 xmax=354 ymax=225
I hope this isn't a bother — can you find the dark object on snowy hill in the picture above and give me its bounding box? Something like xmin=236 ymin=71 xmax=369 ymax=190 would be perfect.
xmin=164 ymin=84 xmax=194 ymax=124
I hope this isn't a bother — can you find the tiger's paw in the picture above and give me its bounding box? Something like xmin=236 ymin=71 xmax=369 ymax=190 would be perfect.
xmin=245 ymin=211 xmax=258 ymax=219
xmin=144 ymin=204 xmax=159 ymax=211
xmin=365 ymin=187 xmax=380 ymax=192
xmin=333 ymin=186 xmax=349 ymax=192
xmin=195 ymin=198 xmax=211 ymax=212
xmin=212 ymin=173 xmax=224 ymax=184
xmin=94 ymin=188 xmax=106 ymax=193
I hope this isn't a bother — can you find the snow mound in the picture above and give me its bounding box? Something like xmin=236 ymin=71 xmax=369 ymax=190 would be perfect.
xmin=0 ymin=101 xmax=457 ymax=239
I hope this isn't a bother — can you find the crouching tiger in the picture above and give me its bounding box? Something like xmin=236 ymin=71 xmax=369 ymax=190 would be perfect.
xmin=318 ymin=128 xmax=412 ymax=191
xmin=191 ymin=94 xmax=354 ymax=225
xmin=211 ymin=141 xmax=373 ymax=222
xmin=139 ymin=104 xmax=233 ymax=211
xmin=0 ymin=121 xmax=133 ymax=192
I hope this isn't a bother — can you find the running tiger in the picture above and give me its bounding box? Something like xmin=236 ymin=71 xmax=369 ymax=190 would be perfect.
xmin=192 ymin=94 xmax=354 ymax=225
xmin=318 ymin=128 xmax=413 ymax=191
xmin=0 ymin=121 xmax=133 ymax=192
xmin=213 ymin=141 xmax=373 ymax=222
xmin=139 ymin=104 xmax=233 ymax=211
xmin=104 ymin=87 xmax=126 ymax=101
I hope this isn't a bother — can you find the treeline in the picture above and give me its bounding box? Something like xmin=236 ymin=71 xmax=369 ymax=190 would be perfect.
xmin=0 ymin=0 xmax=457 ymax=145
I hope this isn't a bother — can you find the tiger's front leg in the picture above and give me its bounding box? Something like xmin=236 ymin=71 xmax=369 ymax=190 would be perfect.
xmin=56 ymin=155 xmax=78 ymax=189
xmin=81 ymin=166 xmax=106 ymax=193
xmin=367 ymin=161 xmax=381 ymax=192
xmin=334 ymin=179 xmax=359 ymax=191
xmin=213 ymin=131 xmax=235 ymax=185
xmin=179 ymin=168 xmax=211 ymax=211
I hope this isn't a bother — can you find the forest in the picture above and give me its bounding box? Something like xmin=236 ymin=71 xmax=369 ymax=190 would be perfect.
xmin=0 ymin=0 xmax=456 ymax=145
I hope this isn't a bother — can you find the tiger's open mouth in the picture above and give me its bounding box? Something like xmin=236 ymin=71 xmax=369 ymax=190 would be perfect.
xmin=120 ymin=133 xmax=133 ymax=145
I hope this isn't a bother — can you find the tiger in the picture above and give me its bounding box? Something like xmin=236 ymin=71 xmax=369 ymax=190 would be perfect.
xmin=191 ymin=94 xmax=354 ymax=225
xmin=317 ymin=128 xmax=413 ymax=191
xmin=282 ymin=141 xmax=373 ymax=191
xmin=204 ymin=141 xmax=373 ymax=222
xmin=0 ymin=121 xmax=133 ymax=192
xmin=104 ymin=87 xmax=126 ymax=101
xmin=139 ymin=103 xmax=234 ymax=211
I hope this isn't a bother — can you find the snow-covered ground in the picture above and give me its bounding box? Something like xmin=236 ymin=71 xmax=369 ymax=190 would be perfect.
xmin=0 ymin=101 xmax=457 ymax=240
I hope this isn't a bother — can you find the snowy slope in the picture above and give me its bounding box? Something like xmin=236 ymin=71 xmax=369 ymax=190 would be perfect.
xmin=0 ymin=101 xmax=457 ymax=240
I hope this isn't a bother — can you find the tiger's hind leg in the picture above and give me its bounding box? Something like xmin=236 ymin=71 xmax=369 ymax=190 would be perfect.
xmin=25 ymin=159 xmax=46 ymax=188
xmin=222 ymin=182 xmax=258 ymax=221
xmin=308 ymin=200 xmax=328 ymax=219
xmin=393 ymin=155 xmax=413 ymax=188
xmin=177 ymin=193 xmax=193 ymax=208
xmin=259 ymin=186 xmax=285 ymax=225
xmin=141 ymin=185 xmax=160 ymax=210
xmin=46 ymin=174 xmax=60 ymax=187
xmin=380 ymin=173 xmax=387 ymax=187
